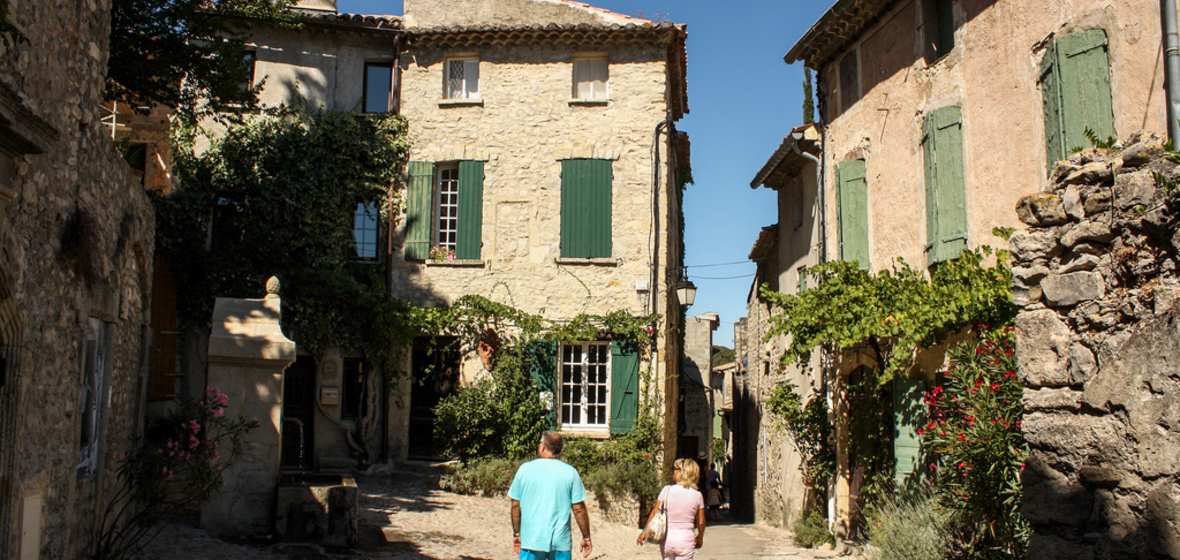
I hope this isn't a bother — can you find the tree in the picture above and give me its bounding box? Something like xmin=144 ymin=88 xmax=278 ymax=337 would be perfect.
xmin=711 ymin=345 xmax=735 ymax=366
xmin=107 ymin=0 xmax=301 ymax=118
xmin=803 ymin=68 xmax=815 ymax=125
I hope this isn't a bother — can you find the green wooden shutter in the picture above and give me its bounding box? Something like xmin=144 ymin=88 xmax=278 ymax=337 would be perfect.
xmin=456 ymin=161 xmax=484 ymax=260
xmin=560 ymin=159 xmax=612 ymax=258
xmin=893 ymin=375 xmax=925 ymax=490
xmin=405 ymin=161 xmax=434 ymax=260
xmin=609 ymin=340 xmax=639 ymax=434
xmin=837 ymin=159 xmax=870 ymax=270
xmin=922 ymin=106 xmax=967 ymax=266
xmin=1059 ymin=30 xmax=1115 ymax=155
xmin=527 ymin=340 xmax=558 ymax=430
xmin=1041 ymin=30 xmax=1115 ymax=172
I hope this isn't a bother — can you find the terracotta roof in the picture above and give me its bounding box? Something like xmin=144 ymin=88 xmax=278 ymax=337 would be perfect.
xmin=748 ymin=225 xmax=779 ymax=262
xmin=407 ymin=22 xmax=689 ymax=118
xmin=785 ymin=0 xmax=898 ymax=68
xmin=303 ymin=11 xmax=403 ymax=31
xmin=750 ymin=124 xmax=820 ymax=190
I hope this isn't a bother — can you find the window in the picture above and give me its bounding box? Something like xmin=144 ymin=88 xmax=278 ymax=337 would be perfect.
xmin=341 ymin=358 xmax=367 ymax=419
xmin=560 ymin=159 xmax=612 ymax=258
xmin=445 ymin=58 xmax=479 ymax=100
xmin=573 ymin=56 xmax=608 ymax=100
xmin=78 ymin=317 xmax=109 ymax=478
xmin=404 ymin=160 xmax=484 ymax=260
xmin=242 ymin=50 xmax=257 ymax=91
xmin=352 ymin=203 xmax=380 ymax=260
xmin=1040 ymin=29 xmax=1115 ymax=172
xmin=922 ymin=106 xmax=967 ymax=266
xmin=364 ymin=62 xmax=393 ymax=113
xmin=837 ymin=159 xmax=869 ymax=270
xmin=796 ymin=265 xmax=808 ymax=292
xmin=209 ymin=193 xmax=244 ymax=253
xmin=839 ymin=50 xmax=859 ymax=112
xmin=922 ymin=0 xmax=955 ymax=63
xmin=560 ymin=342 xmax=610 ymax=429
xmin=122 ymin=142 xmax=148 ymax=187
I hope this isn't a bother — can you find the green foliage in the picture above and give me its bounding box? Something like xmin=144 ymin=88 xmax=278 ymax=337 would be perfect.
xmin=761 ymin=248 xmax=1015 ymax=381
xmin=107 ymin=0 xmax=302 ymax=119
xmin=439 ymin=456 xmax=525 ymax=496
xmin=765 ymin=381 xmax=834 ymax=487
xmin=1152 ymin=149 xmax=1180 ymax=195
xmin=792 ymin=511 xmax=834 ymax=548
xmin=990 ymin=227 xmax=1015 ymax=242
xmin=156 ymin=108 xmax=410 ymax=371
xmin=846 ymin=371 xmax=895 ymax=512
xmin=866 ymin=491 xmax=950 ymax=560
xmin=433 ymin=347 xmax=549 ymax=461
xmin=1069 ymin=127 xmax=1118 ymax=155
xmin=711 ymin=345 xmax=735 ymax=366
xmin=711 ymin=437 xmax=726 ymax=466
xmin=563 ymin=411 xmax=662 ymax=502
xmin=803 ymin=68 xmax=815 ymax=125
xmin=922 ymin=327 xmax=1028 ymax=559
xmin=94 ymin=388 xmax=258 ymax=560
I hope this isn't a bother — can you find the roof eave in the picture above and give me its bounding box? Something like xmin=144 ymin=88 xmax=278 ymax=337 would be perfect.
xmin=750 ymin=124 xmax=820 ymax=189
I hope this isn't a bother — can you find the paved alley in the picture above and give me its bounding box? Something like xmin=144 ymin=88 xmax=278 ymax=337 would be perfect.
xmin=140 ymin=473 xmax=849 ymax=560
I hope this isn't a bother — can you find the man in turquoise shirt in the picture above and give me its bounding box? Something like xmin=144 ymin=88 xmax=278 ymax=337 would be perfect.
xmin=509 ymin=431 xmax=592 ymax=560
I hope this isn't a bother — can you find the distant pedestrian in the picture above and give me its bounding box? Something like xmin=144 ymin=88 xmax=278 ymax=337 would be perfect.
xmin=706 ymin=481 xmax=723 ymax=522
xmin=509 ymin=431 xmax=592 ymax=560
xmin=637 ymin=458 xmax=706 ymax=560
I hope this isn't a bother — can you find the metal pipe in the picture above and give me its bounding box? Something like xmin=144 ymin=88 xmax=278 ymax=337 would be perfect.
xmin=1163 ymin=0 xmax=1180 ymax=143
xmin=789 ymin=137 xmax=825 ymax=264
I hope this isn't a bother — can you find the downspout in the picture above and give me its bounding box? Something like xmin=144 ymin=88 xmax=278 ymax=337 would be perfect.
xmin=1163 ymin=0 xmax=1180 ymax=143
xmin=789 ymin=137 xmax=823 ymax=264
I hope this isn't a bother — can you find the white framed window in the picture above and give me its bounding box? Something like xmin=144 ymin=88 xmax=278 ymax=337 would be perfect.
xmin=573 ymin=56 xmax=608 ymax=100
xmin=435 ymin=166 xmax=460 ymax=251
xmin=78 ymin=317 xmax=109 ymax=478
xmin=560 ymin=342 xmax=610 ymax=429
xmin=445 ymin=58 xmax=480 ymax=100
xmin=351 ymin=203 xmax=380 ymax=260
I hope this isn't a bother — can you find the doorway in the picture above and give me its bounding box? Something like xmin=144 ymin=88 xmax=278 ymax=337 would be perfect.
xmin=281 ymin=355 xmax=316 ymax=471
xmin=408 ymin=337 xmax=460 ymax=459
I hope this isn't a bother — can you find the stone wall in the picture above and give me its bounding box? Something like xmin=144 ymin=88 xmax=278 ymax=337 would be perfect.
xmin=0 ymin=0 xmax=156 ymax=556
xmin=1012 ymin=132 xmax=1180 ymax=560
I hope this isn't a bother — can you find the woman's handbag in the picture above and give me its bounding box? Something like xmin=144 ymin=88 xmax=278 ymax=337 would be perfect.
xmin=643 ymin=486 xmax=670 ymax=544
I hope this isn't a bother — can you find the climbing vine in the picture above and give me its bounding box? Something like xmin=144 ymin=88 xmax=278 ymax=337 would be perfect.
xmin=761 ymin=246 xmax=1016 ymax=381
xmin=765 ymin=381 xmax=834 ymax=489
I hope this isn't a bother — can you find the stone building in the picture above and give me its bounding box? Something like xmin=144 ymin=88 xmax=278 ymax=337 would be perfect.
xmin=393 ymin=0 xmax=690 ymax=462
xmin=740 ymin=0 xmax=1173 ymax=542
xmin=0 ymin=0 xmax=155 ymax=557
xmin=681 ymin=313 xmax=719 ymax=462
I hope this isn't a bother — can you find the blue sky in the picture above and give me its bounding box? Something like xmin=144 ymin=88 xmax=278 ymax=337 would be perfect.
xmin=337 ymin=0 xmax=832 ymax=347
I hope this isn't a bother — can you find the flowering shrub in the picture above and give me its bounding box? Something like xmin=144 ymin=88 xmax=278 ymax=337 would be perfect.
xmin=920 ymin=326 xmax=1028 ymax=559
xmin=93 ymin=388 xmax=258 ymax=560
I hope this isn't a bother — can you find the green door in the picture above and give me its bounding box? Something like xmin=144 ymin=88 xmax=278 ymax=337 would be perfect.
xmin=893 ymin=375 xmax=926 ymax=489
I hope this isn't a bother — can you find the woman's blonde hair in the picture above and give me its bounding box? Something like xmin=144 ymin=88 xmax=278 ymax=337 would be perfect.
xmin=673 ymin=458 xmax=699 ymax=490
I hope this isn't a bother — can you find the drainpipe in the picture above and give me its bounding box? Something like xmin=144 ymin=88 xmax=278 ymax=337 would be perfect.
xmin=1163 ymin=0 xmax=1180 ymax=143
xmin=789 ymin=132 xmax=824 ymax=264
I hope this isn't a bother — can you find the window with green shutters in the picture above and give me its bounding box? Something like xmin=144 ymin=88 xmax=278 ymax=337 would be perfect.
xmin=403 ymin=160 xmax=484 ymax=260
xmin=922 ymin=105 xmax=968 ymax=266
xmin=1040 ymin=29 xmax=1115 ymax=173
xmin=837 ymin=159 xmax=870 ymax=270
xmin=534 ymin=339 xmax=638 ymax=434
xmin=560 ymin=159 xmax=613 ymax=258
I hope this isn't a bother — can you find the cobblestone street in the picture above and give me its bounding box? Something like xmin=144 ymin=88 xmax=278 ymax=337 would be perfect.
xmin=141 ymin=472 xmax=848 ymax=560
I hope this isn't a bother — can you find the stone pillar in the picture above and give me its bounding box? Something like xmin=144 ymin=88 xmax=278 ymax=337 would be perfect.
xmin=200 ymin=277 xmax=296 ymax=536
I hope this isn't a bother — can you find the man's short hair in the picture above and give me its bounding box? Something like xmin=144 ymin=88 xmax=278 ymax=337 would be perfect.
xmin=540 ymin=430 xmax=564 ymax=455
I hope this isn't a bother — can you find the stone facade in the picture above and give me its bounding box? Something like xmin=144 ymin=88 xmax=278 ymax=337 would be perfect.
xmin=394 ymin=0 xmax=689 ymax=464
xmin=1012 ymin=133 xmax=1180 ymax=560
xmin=681 ymin=313 xmax=719 ymax=461
xmin=0 ymin=0 xmax=155 ymax=557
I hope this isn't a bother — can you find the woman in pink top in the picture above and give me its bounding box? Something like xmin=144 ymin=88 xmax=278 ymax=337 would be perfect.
xmin=637 ymin=458 xmax=706 ymax=560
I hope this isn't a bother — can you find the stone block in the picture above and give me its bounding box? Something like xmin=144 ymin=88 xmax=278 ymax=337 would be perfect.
xmin=1022 ymin=413 xmax=1129 ymax=466
xmin=1026 ymin=534 xmax=1094 ymax=560
xmin=1017 ymin=192 xmax=1070 ymax=226
xmin=1082 ymin=185 xmax=1113 ymax=214
xmin=1061 ymin=221 xmax=1115 ymax=248
xmin=1115 ymin=169 xmax=1158 ymax=211
xmin=1078 ymin=465 xmax=1126 ymax=488
xmin=1023 ymin=456 xmax=1093 ymax=526
xmin=1147 ymin=481 xmax=1180 ymax=559
xmin=1017 ymin=309 xmax=1072 ymax=387
xmin=1023 ymin=388 xmax=1084 ymax=411
xmin=1060 ymin=254 xmax=1100 ymax=273
xmin=1154 ymin=285 xmax=1178 ymax=314
xmin=1011 ymin=230 xmax=1061 ymax=263
xmin=1013 ymin=285 xmax=1043 ymax=307
xmin=1013 ymin=264 xmax=1051 ymax=286
xmin=1121 ymin=138 xmax=1166 ymax=167
xmin=1043 ymin=272 xmax=1106 ymax=307
xmin=1063 ymin=185 xmax=1086 ymax=220
xmin=1065 ymin=161 xmax=1114 ymax=185
xmin=1068 ymin=344 xmax=1097 ymax=384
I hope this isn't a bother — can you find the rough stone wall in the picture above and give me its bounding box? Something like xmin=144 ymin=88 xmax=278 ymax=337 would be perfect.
xmin=0 ymin=0 xmax=155 ymax=556
xmin=1012 ymin=132 xmax=1180 ymax=560
xmin=681 ymin=314 xmax=718 ymax=458
xmin=816 ymin=0 xmax=1165 ymax=272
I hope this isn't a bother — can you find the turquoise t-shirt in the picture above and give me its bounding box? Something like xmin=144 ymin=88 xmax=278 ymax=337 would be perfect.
xmin=508 ymin=458 xmax=588 ymax=552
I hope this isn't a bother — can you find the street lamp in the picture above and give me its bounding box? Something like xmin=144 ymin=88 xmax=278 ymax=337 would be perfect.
xmin=675 ymin=276 xmax=697 ymax=308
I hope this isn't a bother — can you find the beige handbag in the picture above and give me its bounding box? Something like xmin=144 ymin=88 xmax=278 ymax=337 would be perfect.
xmin=643 ymin=485 xmax=670 ymax=544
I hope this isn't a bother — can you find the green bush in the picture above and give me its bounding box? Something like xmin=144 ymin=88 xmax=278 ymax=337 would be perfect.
xmin=792 ymin=510 xmax=834 ymax=548
xmin=562 ymin=413 xmax=662 ymax=503
xmin=866 ymin=492 xmax=949 ymax=560
xmin=439 ymin=457 xmax=525 ymax=496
